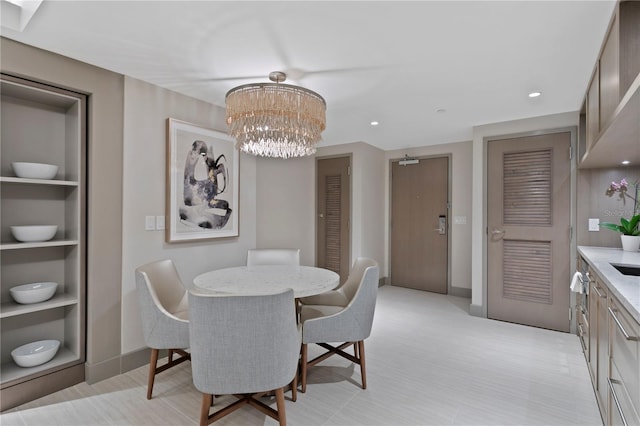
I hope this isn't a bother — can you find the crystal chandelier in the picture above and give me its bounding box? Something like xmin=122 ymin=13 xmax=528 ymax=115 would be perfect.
xmin=225 ymin=71 xmax=326 ymax=159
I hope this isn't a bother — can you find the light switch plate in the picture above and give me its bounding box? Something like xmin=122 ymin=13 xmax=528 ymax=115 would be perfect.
xmin=454 ymin=216 xmax=467 ymax=225
xmin=145 ymin=216 xmax=155 ymax=231
xmin=588 ymin=218 xmax=600 ymax=232
xmin=156 ymin=215 xmax=165 ymax=230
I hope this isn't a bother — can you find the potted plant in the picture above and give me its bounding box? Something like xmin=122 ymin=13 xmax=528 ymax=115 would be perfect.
xmin=600 ymin=178 xmax=640 ymax=251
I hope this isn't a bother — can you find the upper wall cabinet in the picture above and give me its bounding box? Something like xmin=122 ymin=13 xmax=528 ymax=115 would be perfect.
xmin=579 ymin=0 xmax=640 ymax=169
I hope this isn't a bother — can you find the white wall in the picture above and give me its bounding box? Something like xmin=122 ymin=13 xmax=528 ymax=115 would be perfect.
xmin=470 ymin=111 xmax=579 ymax=313
xmin=121 ymin=77 xmax=257 ymax=354
xmin=384 ymin=141 xmax=473 ymax=290
xmin=255 ymin=156 xmax=316 ymax=265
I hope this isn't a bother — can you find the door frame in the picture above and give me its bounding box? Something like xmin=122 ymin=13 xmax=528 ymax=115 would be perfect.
xmin=481 ymin=127 xmax=578 ymax=332
xmin=315 ymin=153 xmax=353 ymax=273
xmin=388 ymin=154 xmax=452 ymax=294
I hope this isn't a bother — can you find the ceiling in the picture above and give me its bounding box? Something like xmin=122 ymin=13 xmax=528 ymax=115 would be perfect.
xmin=0 ymin=0 xmax=617 ymax=151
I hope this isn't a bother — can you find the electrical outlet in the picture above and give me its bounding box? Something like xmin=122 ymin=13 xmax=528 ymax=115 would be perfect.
xmin=588 ymin=218 xmax=600 ymax=232
xmin=145 ymin=216 xmax=155 ymax=231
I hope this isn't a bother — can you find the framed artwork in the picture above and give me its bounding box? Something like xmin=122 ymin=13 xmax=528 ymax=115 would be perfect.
xmin=166 ymin=118 xmax=239 ymax=242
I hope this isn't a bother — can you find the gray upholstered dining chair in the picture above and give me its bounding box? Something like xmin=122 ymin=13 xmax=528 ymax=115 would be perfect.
xmin=298 ymin=257 xmax=373 ymax=307
xmin=299 ymin=257 xmax=379 ymax=393
xmin=189 ymin=288 xmax=301 ymax=426
xmin=135 ymin=259 xmax=190 ymax=400
xmin=246 ymin=248 xmax=300 ymax=266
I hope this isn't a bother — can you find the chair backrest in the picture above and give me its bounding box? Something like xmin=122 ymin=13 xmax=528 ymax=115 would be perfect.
xmin=341 ymin=257 xmax=379 ymax=302
xmin=135 ymin=259 xmax=189 ymax=348
xmin=188 ymin=289 xmax=300 ymax=395
xmin=246 ymin=248 xmax=300 ymax=266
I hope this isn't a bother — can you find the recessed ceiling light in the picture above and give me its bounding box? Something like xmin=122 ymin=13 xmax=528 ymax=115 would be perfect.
xmin=528 ymin=92 xmax=541 ymax=98
xmin=370 ymin=121 xmax=379 ymax=126
xmin=436 ymin=108 xmax=447 ymax=113
xmin=621 ymin=160 xmax=631 ymax=165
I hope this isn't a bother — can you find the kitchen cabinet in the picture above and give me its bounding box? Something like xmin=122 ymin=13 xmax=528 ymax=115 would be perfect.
xmin=586 ymin=64 xmax=600 ymax=154
xmin=0 ymin=74 xmax=86 ymax=410
xmin=608 ymin=296 xmax=640 ymax=426
xmin=589 ymin=269 xmax=609 ymax=420
xmin=579 ymin=0 xmax=640 ymax=169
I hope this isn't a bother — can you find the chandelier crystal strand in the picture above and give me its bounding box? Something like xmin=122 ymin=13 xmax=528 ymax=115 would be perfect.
xmin=225 ymin=77 xmax=326 ymax=159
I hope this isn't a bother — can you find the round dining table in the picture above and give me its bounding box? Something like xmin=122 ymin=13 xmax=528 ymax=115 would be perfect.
xmin=192 ymin=265 xmax=340 ymax=298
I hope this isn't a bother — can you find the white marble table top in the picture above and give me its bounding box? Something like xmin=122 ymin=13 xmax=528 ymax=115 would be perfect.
xmin=193 ymin=265 xmax=340 ymax=298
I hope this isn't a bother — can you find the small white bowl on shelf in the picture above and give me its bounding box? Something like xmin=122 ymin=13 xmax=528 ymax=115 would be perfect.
xmin=11 ymin=162 xmax=59 ymax=180
xmin=10 ymin=225 xmax=58 ymax=242
xmin=9 ymin=282 xmax=58 ymax=304
xmin=11 ymin=339 xmax=60 ymax=368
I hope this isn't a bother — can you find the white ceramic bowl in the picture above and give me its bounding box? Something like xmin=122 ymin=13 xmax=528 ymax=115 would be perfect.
xmin=11 ymin=162 xmax=59 ymax=180
xmin=11 ymin=339 xmax=60 ymax=368
xmin=9 ymin=282 xmax=58 ymax=304
xmin=10 ymin=225 xmax=58 ymax=242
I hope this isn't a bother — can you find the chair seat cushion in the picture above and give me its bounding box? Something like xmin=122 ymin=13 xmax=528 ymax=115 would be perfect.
xmin=300 ymin=304 xmax=344 ymax=323
xmin=299 ymin=290 xmax=348 ymax=307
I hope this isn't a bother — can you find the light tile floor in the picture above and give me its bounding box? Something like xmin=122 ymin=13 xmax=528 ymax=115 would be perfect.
xmin=1 ymin=285 xmax=602 ymax=425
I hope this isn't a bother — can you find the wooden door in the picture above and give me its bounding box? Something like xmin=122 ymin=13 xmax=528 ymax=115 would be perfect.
xmin=390 ymin=157 xmax=448 ymax=293
xmin=316 ymin=157 xmax=351 ymax=283
xmin=487 ymin=132 xmax=571 ymax=332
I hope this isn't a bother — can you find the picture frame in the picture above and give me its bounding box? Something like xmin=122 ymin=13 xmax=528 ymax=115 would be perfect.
xmin=166 ymin=118 xmax=239 ymax=242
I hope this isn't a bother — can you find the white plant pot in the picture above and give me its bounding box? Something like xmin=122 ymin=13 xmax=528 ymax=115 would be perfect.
xmin=621 ymin=235 xmax=640 ymax=252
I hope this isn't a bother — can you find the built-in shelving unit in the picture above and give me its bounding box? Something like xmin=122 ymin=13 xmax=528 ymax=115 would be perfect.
xmin=0 ymin=73 xmax=86 ymax=410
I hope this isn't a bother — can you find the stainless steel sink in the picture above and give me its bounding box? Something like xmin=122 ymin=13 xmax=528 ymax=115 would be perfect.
xmin=611 ymin=263 xmax=640 ymax=276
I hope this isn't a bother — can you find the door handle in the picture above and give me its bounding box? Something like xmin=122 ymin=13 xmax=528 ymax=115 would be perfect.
xmin=434 ymin=215 xmax=446 ymax=235
xmin=491 ymin=229 xmax=505 ymax=235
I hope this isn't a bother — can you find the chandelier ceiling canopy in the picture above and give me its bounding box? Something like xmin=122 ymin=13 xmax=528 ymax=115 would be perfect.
xmin=225 ymin=71 xmax=326 ymax=159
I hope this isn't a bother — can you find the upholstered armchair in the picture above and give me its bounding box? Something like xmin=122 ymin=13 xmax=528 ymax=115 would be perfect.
xmin=135 ymin=259 xmax=190 ymax=400
xmin=189 ymin=288 xmax=301 ymax=426
xmin=299 ymin=258 xmax=379 ymax=392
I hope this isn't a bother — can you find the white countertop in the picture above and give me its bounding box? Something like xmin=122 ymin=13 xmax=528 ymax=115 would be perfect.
xmin=578 ymin=246 xmax=640 ymax=323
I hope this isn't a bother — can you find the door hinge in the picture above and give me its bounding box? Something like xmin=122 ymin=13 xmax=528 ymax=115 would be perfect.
xmin=569 ymin=307 xmax=572 ymax=322
xmin=569 ymin=225 xmax=573 ymax=242
xmin=569 ymin=146 xmax=573 ymax=160
xmin=347 ymin=166 xmax=351 ymax=176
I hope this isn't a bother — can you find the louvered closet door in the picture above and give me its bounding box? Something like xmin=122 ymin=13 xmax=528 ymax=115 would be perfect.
xmin=316 ymin=157 xmax=351 ymax=284
xmin=487 ymin=132 xmax=571 ymax=332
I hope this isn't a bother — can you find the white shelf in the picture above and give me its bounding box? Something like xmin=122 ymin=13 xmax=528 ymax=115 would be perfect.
xmin=0 ymin=177 xmax=79 ymax=186
xmin=0 ymin=294 xmax=79 ymax=319
xmin=0 ymin=346 xmax=79 ymax=385
xmin=0 ymin=240 xmax=79 ymax=251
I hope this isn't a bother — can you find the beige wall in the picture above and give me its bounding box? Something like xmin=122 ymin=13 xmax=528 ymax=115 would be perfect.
xmin=315 ymin=142 xmax=387 ymax=271
xmin=384 ymin=141 xmax=473 ymax=292
xmin=255 ymin=156 xmax=316 ymax=265
xmin=121 ymin=77 xmax=257 ymax=354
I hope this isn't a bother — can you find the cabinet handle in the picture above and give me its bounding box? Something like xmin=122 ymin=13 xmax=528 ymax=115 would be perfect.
xmin=608 ymin=307 xmax=639 ymax=341
xmin=592 ymin=285 xmax=605 ymax=298
xmin=607 ymin=378 xmax=628 ymax=426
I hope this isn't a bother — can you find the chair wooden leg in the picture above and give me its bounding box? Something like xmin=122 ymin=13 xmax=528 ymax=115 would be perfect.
xmin=275 ymin=388 xmax=287 ymax=426
xmin=291 ymin=364 xmax=298 ymax=402
xmin=200 ymin=394 xmax=212 ymax=426
xmin=168 ymin=349 xmax=174 ymax=363
xmin=353 ymin=342 xmax=358 ymax=358
xmin=147 ymin=348 xmax=159 ymax=399
xmin=301 ymin=343 xmax=308 ymax=393
xmin=358 ymin=340 xmax=367 ymax=389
